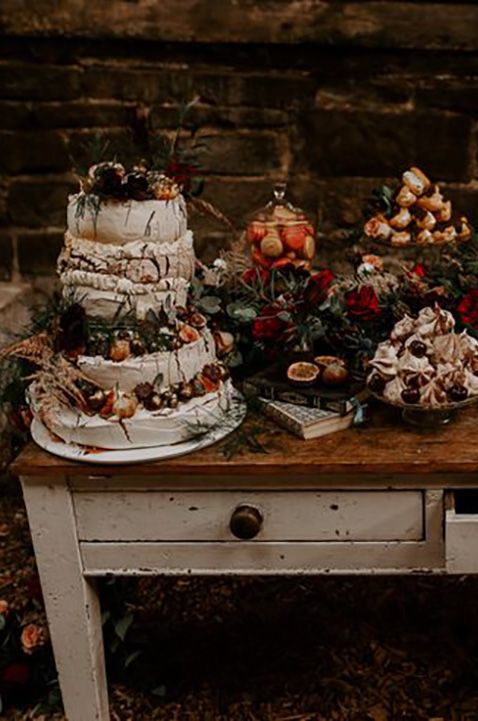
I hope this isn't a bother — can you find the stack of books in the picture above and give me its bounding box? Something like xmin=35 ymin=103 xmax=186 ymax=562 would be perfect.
xmin=244 ymin=366 xmax=368 ymax=440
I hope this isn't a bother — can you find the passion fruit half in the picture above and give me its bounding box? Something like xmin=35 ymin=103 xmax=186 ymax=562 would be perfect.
xmin=286 ymin=361 xmax=320 ymax=387
xmin=313 ymin=355 xmax=346 ymax=372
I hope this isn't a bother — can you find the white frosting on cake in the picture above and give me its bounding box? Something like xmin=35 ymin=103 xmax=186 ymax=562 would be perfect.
xmin=59 ymin=231 xmax=195 ymax=283
xmin=61 ymin=274 xmax=190 ymax=319
xmin=67 ymin=193 xmax=188 ymax=245
xmin=77 ymin=331 xmax=216 ymax=392
xmin=34 ymin=380 xmax=234 ymax=450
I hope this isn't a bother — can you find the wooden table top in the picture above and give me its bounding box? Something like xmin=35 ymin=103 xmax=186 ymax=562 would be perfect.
xmin=9 ymin=404 xmax=478 ymax=480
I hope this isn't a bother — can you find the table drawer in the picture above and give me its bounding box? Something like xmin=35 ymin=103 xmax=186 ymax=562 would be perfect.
xmin=74 ymin=489 xmax=424 ymax=543
xmin=446 ymin=490 xmax=478 ymax=573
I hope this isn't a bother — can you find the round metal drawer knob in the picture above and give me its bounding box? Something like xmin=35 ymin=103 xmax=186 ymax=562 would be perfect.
xmin=229 ymin=505 xmax=263 ymax=540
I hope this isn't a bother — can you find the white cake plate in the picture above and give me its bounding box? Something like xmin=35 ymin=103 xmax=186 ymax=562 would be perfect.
xmin=31 ymin=391 xmax=247 ymax=465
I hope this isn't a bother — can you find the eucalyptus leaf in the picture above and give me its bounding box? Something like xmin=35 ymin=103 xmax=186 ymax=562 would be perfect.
xmin=198 ymin=295 xmax=222 ymax=314
xmin=114 ymin=612 xmax=134 ymax=641
xmin=124 ymin=649 xmax=142 ymax=669
xmin=227 ymin=350 xmax=244 ymax=368
xmin=226 ymin=302 xmax=257 ymax=323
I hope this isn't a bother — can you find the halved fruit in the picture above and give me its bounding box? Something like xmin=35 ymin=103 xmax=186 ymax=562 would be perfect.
xmin=179 ymin=324 xmax=201 ymax=344
xmin=314 ymin=355 xmax=345 ymax=372
xmin=189 ymin=312 xmax=207 ymax=329
xmin=286 ymin=362 xmax=320 ymax=386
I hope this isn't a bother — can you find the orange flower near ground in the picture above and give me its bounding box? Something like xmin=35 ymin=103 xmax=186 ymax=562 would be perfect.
xmin=21 ymin=623 xmax=46 ymax=655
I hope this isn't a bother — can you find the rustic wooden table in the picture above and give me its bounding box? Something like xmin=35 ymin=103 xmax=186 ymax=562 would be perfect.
xmin=11 ymin=408 xmax=478 ymax=721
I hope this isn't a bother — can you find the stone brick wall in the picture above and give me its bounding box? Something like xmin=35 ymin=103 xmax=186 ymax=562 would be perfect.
xmin=1 ymin=0 xmax=478 ymax=279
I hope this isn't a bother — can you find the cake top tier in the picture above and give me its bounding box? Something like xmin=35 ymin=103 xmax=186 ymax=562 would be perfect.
xmin=68 ymin=161 xmax=189 ymax=245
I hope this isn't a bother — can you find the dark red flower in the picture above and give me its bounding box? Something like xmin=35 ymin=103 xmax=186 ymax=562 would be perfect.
xmin=304 ymin=269 xmax=335 ymax=306
xmin=1 ymin=663 xmax=29 ymax=685
xmin=345 ymin=286 xmax=381 ymax=321
xmin=165 ymin=160 xmax=197 ymax=192
xmin=252 ymin=305 xmax=292 ymax=343
xmin=242 ymin=267 xmax=270 ymax=286
xmin=457 ymin=290 xmax=478 ymax=329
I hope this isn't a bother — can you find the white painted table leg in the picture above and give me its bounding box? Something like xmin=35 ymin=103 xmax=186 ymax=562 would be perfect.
xmin=21 ymin=476 xmax=109 ymax=721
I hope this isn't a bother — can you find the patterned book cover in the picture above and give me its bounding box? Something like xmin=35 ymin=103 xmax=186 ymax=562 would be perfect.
xmin=260 ymin=399 xmax=354 ymax=439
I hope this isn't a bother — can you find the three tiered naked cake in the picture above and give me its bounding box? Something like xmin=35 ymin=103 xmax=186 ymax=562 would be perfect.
xmin=30 ymin=162 xmax=235 ymax=450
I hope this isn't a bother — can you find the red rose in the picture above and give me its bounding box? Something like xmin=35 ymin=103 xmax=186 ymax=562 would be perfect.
xmin=345 ymin=286 xmax=381 ymax=321
xmin=409 ymin=263 xmax=426 ymax=279
xmin=1 ymin=663 xmax=29 ymax=685
xmin=165 ymin=161 xmax=197 ymax=192
xmin=457 ymin=290 xmax=478 ymax=329
xmin=242 ymin=267 xmax=270 ymax=286
xmin=304 ymin=269 xmax=335 ymax=306
xmin=252 ymin=305 xmax=291 ymax=342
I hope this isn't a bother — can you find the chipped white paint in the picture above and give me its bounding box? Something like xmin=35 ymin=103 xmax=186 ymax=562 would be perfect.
xmin=21 ymin=476 xmax=108 ymax=721
xmin=18 ymin=471 xmax=475 ymax=721
xmin=73 ymin=490 xmax=424 ymax=543
xmin=446 ymin=492 xmax=478 ymax=573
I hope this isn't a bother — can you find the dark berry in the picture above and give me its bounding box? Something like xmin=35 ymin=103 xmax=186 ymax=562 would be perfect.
xmin=93 ymin=167 xmax=124 ymax=197
xmin=124 ymin=172 xmax=149 ymax=200
xmin=175 ymin=306 xmax=189 ymax=321
xmin=143 ymin=393 xmax=163 ymax=411
xmin=409 ymin=340 xmax=427 ymax=358
xmin=203 ymin=364 xmax=222 ymax=383
xmin=448 ymin=385 xmax=468 ymax=403
xmin=178 ymin=382 xmax=194 ymax=401
xmin=401 ymin=387 xmax=420 ymax=405
xmin=134 ymin=382 xmax=154 ymax=402
xmin=130 ymin=338 xmax=146 ymax=356
xmin=368 ymin=374 xmax=386 ymax=395
xmin=116 ymin=329 xmax=131 ymax=341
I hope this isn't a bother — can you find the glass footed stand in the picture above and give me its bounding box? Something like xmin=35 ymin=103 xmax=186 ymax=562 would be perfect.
xmin=401 ymin=407 xmax=453 ymax=427
xmin=369 ymin=390 xmax=478 ymax=428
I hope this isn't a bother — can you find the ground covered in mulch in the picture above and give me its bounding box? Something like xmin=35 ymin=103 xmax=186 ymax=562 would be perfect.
xmin=3 ymin=478 xmax=478 ymax=720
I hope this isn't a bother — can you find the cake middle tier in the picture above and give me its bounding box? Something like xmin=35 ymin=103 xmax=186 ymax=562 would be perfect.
xmin=59 ymin=230 xmax=195 ymax=318
xmin=77 ymin=329 xmax=217 ymax=393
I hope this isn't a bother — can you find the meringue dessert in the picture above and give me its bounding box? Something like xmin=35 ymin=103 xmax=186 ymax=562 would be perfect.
xmin=364 ymin=167 xmax=473 ymax=247
xmin=367 ymin=306 xmax=478 ymax=408
xmin=30 ymin=161 xmax=236 ymax=450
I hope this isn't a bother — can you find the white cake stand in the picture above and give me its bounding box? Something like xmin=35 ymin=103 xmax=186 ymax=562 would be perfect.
xmin=31 ymin=390 xmax=247 ymax=465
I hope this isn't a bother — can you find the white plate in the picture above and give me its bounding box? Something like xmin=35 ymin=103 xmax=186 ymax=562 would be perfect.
xmin=31 ymin=391 xmax=247 ymax=465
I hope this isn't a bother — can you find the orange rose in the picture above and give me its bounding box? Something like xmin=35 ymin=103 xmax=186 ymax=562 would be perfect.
xmin=21 ymin=623 xmax=46 ymax=655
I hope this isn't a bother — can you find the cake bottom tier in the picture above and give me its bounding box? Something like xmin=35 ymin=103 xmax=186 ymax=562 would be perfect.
xmin=31 ymin=379 xmax=236 ymax=450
